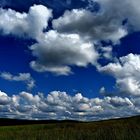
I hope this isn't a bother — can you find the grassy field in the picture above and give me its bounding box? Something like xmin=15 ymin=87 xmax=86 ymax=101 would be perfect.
xmin=0 ymin=116 xmax=139 ymax=140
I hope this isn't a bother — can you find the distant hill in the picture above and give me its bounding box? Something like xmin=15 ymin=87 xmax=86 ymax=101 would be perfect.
xmin=0 ymin=115 xmax=139 ymax=126
xmin=0 ymin=118 xmax=80 ymax=126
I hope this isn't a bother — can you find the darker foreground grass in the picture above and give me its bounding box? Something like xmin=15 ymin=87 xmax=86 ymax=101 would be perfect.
xmin=0 ymin=116 xmax=139 ymax=140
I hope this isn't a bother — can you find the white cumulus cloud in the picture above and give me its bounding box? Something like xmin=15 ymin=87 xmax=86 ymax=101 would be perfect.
xmin=99 ymin=53 xmax=140 ymax=96
xmin=52 ymin=8 xmax=127 ymax=44
xmin=0 ymin=91 xmax=11 ymax=105
xmin=30 ymin=30 xmax=98 ymax=75
xmin=1 ymin=2 xmax=140 ymax=75
xmin=0 ymin=4 xmax=52 ymax=39
xmin=0 ymin=90 xmax=138 ymax=120
xmin=0 ymin=72 xmax=35 ymax=89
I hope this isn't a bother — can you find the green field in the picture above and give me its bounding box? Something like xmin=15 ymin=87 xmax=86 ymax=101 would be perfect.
xmin=0 ymin=116 xmax=139 ymax=140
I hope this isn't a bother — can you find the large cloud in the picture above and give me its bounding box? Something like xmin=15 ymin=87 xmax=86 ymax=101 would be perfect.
xmin=95 ymin=0 xmax=140 ymax=31
xmin=0 ymin=5 xmax=99 ymax=75
xmin=0 ymin=72 xmax=35 ymax=89
xmin=30 ymin=30 xmax=98 ymax=75
xmin=52 ymin=0 xmax=140 ymax=47
xmin=1 ymin=2 xmax=140 ymax=75
xmin=0 ymin=90 xmax=138 ymax=120
xmin=0 ymin=91 xmax=11 ymax=105
xmin=99 ymin=53 xmax=140 ymax=96
xmin=52 ymin=8 xmax=127 ymax=44
xmin=0 ymin=4 xmax=52 ymax=39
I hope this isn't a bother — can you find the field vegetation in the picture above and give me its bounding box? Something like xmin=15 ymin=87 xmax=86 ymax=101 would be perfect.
xmin=0 ymin=116 xmax=139 ymax=140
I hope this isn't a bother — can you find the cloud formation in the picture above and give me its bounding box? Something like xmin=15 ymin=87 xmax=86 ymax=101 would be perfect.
xmin=0 ymin=5 xmax=99 ymax=75
xmin=30 ymin=30 xmax=98 ymax=75
xmin=0 ymin=1 xmax=140 ymax=120
xmin=0 ymin=4 xmax=52 ymax=39
xmin=53 ymin=8 xmax=127 ymax=44
xmin=0 ymin=91 xmax=11 ymax=105
xmin=52 ymin=0 xmax=140 ymax=44
xmin=0 ymin=72 xmax=35 ymax=89
xmin=95 ymin=0 xmax=140 ymax=31
xmin=99 ymin=53 xmax=140 ymax=96
xmin=0 ymin=90 xmax=139 ymax=120
xmin=1 ymin=1 xmax=140 ymax=75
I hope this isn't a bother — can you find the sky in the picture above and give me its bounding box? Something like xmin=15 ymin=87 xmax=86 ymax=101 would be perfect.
xmin=0 ymin=0 xmax=140 ymax=121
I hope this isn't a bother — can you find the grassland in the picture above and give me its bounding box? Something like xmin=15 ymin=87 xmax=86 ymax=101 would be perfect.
xmin=0 ymin=116 xmax=139 ymax=140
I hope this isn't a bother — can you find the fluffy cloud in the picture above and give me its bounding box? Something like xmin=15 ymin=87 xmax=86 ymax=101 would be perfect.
xmin=0 ymin=72 xmax=35 ymax=89
xmin=85 ymin=0 xmax=140 ymax=31
xmin=3 ymin=1 xmax=137 ymax=44
xmin=0 ymin=91 xmax=11 ymax=105
xmin=100 ymin=46 xmax=113 ymax=59
xmin=99 ymin=53 xmax=140 ymax=96
xmin=1 ymin=2 xmax=140 ymax=76
xmin=30 ymin=30 xmax=98 ymax=75
xmin=105 ymin=96 xmax=133 ymax=107
xmin=53 ymin=8 xmax=127 ymax=44
xmin=0 ymin=5 xmax=100 ymax=75
xmin=0 ymin=4 xmax=52 ymax=39
xmin=0 ymin=90 xmax=138 ymax=120
xmin=95 ymin=0 xmax=140 ymax=31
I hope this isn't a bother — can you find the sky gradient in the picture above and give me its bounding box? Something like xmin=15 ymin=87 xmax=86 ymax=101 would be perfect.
xmin=0 ymin=0 xmax=140 ymax=121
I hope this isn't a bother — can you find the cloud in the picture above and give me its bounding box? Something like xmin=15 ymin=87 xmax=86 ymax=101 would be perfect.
xmin=52 ymin=0 xmax=140 ymax=54
xmin=30 ymin=30 xmax=98 ymax=75
xmin=105 ymin=96 xmax=133 ymax=107
xmin=0 ymin=90 xmax=138 ymax=120
xmin=99 ymin=87 xmax=106 ymax=94
xmin=0 ymin=2 xmax=140 ymax=76
xmin=0 ymin=91 xmax=11 ymax=105
xmin=0 ymin=72 xmax=35 ymax=89
xmin=0 ymin=5 xmax=100 ymax=75
xmin=20 ymin=91 xmax=40 ymax=104
xmin=100 ymin=46 xmax=113 ymax=59
xmin=0 ymin=4 xmax=52 ymax=39
xmin=99 ymin=53 xmax=140 ymax=96
xmin=52 ymin=8 xmax=127 ymax=44
xmin=85 ymin=0 xmax=140 ymax=31
xmin=1 ymin=3 xmax=140 ymax=76
xmin=95 ymin=0 xmax=140 ymax=31
xmin=1 ymin=2 xmax=133 ymax=44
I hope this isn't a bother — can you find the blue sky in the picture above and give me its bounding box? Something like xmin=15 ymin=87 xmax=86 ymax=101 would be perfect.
xmin=0 ymin=0 xmax=140 ymax=120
